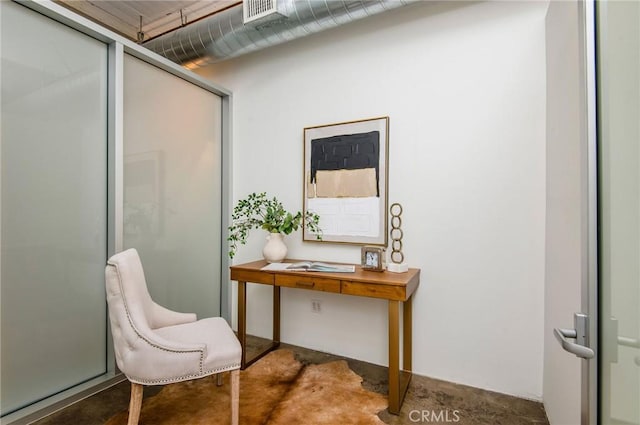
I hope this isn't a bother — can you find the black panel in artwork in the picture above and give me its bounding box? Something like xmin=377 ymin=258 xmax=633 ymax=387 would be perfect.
xmin=310 ymin=131 xmax=380 ymax=196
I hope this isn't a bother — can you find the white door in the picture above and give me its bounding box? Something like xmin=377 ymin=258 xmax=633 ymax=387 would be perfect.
xmin=543 ymin=1 xmax=594 ymax=423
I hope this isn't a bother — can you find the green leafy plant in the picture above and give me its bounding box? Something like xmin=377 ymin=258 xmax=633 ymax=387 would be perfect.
xmin=228 ymin=192 xmax=321 ymax=258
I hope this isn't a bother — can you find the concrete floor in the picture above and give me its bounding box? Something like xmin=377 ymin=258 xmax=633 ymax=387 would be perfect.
xmin=29 ymin=340 xmax=549 ymax=425
xmin=279 ymin=343 xmax=549 ymax=425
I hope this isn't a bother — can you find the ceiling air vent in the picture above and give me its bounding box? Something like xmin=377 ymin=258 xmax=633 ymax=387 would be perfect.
xmin=243 ymin=0 xmax=289 ymax=25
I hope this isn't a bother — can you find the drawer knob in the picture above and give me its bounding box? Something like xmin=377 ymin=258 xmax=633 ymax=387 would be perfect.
xmin=296 ymin=281 xmax=315 ymax=288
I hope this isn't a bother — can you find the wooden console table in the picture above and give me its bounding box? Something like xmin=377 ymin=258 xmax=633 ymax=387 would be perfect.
xmin=229 ymin=259 xmax=420 ymax=415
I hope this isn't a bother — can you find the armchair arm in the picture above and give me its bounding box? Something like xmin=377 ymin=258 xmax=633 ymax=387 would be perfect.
xmin=121 ymin=332 xmax=206 ymax=384
xmin=142 ymin=328 xmax=204 ymax=353
xmin=148 ymin=301 xmax=197 ymax=329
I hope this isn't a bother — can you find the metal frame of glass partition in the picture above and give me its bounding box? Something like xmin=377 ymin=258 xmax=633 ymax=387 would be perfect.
xmin=576 ymin=1 xmax=599 ymax=423
xmin=1 ymin=1 xmax=233 ymax=423
xmin=583 ymin=1 xmax=599 ymax=423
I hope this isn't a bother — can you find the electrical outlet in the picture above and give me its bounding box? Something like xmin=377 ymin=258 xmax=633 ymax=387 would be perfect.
xmin=311 ymin=299 xmax=322 ymax=313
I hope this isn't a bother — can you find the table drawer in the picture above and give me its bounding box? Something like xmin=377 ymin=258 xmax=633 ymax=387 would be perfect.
xmin=341 ymin=281 xmax=407 ymax=301
xmin=230 ymin=269 xmax=274 ymax=285
xmin=276 ymin=274 xmax=341 ymax=293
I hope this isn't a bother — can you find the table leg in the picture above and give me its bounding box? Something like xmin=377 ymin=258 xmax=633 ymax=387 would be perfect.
xmin=389 ymin=298 xmax=413 ymax=415
xmin=273 ymin=285 xmax=281 ymax=343
xmin=388 ymin=300 xmax=400 ymax=414
xmin=238 ymin=280 xmax=247 ymax=368
xmin=400 ymin=297 xmax=413 ymax=408
xmin=238 ymin=281 xmax=281 ymax=369
xmin=403 ymin=296 xmax=413 ymax=371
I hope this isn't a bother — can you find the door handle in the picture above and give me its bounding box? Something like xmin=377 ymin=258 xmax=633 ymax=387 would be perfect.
xmin=605 ymin=318 xmax=640 ymax=364
xmin=554 ymin=313 xmax=595 ymax=359
xmin=617 ymin=336 xmax=640 ymax=367
xmin=554 ymin=328 xmax=595 ymax=359
xmin=618 ymin=336 xmax=640 ymax=349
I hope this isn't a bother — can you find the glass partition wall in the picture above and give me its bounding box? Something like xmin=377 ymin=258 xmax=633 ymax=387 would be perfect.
xmin=0 ymin=1 xmax=230 ymax=421
xmin=123 ymin=54 xmax=223 ymax=318
xmin=597 ymin=1 xmax=640 ymax=424
xmin=1 ymin=1 xmax=108 ymax=415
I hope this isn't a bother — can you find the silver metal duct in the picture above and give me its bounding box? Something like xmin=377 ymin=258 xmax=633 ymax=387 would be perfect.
xmin=143 ymin=0 xmax=413 ymax=67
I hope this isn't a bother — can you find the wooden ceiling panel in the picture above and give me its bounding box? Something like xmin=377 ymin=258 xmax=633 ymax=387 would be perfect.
xmin=57 ymin=0 xmax=239 ymax=41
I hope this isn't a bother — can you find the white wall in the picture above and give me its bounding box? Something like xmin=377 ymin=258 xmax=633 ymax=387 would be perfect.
xmin=542 ymin=1 xmax=584 ymax=424
xmin=198 ymin=0 xmax=548 ymax=400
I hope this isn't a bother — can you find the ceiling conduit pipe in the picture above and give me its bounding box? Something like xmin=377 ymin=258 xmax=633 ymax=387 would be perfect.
xmin=143 ymin=0 xmax=415 ymax=67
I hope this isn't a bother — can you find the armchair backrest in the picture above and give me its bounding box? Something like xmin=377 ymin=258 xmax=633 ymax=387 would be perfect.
xmin=105 ymin=248 xmax=155 ymax=371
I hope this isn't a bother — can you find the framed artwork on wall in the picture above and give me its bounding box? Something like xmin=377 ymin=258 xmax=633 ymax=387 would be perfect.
xmin=303 ymin=116 xmax=389 ymax=245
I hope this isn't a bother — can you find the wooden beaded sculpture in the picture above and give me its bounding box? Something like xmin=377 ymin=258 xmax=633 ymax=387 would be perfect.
xmin=387 ymin=203 xmax=408 ymax=273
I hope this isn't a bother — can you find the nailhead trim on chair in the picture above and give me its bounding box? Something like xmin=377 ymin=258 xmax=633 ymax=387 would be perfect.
xmin=128 ymin=363 xmax=242 ymax=385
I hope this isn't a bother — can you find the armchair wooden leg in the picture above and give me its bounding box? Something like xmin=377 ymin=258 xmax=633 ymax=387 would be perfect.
xmin=230 ymin=369 xmax=240 ymax=425
xmin=127 ymin=382 xmax=143 ymax=425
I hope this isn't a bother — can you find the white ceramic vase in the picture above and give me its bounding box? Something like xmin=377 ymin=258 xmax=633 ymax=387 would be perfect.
xmin=263 ymin=232 xmax=287 ymax=263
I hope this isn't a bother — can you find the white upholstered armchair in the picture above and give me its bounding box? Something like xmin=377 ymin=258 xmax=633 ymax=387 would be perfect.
xmin=105 ymin=248 xmax=241 ymax=425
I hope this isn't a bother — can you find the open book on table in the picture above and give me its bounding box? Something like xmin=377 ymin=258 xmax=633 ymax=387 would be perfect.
xmin=285 ymin=261 xmax=355 ymax=273
xmin=261 ymin=261 xmax=356 ymax=273
xmin=260 ymin=262 xmax=356 ymax=272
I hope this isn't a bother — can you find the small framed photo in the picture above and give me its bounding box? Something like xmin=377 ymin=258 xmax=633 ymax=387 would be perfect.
xmin=303 ymin=117 xmax=389 ymax=246
xmin=361 ymin=246 xmax=386 ymax=272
